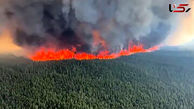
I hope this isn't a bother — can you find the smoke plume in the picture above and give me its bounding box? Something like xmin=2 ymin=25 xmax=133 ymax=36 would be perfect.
xmin=0 ymin=0 xmax=178 ymax=54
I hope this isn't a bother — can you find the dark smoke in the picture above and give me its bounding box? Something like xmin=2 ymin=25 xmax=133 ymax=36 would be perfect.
xmin=0 ymin=0 xmax=177 ymax=53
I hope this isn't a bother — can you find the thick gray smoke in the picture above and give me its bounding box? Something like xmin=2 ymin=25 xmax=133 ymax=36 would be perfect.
xmin=0 ymin=0 xmax=176 ymax=53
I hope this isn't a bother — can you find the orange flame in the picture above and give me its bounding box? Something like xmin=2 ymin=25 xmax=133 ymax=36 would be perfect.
xmin=29 ymin=44 xmax=159 ymax=61
xmin=92 ymin=30 xmax=107 ymax=49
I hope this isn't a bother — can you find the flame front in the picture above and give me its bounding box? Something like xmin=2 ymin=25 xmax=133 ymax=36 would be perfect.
xmin=30 ymin=44 xmax=159 ymax=61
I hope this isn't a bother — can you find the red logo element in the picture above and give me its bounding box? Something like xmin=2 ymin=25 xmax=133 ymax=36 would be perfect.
xmin=169 ymin=4 xmax=191 ymax=13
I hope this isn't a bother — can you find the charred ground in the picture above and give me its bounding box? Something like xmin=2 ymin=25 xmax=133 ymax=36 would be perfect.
xmin=1 ymin=50 xmax=194 ymax=108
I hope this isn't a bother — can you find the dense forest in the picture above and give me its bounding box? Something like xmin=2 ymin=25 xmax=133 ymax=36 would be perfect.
xmin=1 ymin=50 xmax=194 ymax=109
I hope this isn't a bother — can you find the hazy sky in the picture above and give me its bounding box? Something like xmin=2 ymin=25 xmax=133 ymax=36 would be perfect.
xmin=165 ymin=0 xmax=194 ymax=46
xmin=0 ymin=30 xmax=24 ymax=55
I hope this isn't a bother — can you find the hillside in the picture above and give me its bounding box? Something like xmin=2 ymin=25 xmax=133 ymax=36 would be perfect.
xmin=1 ymin=51 xmax=194 ymax=109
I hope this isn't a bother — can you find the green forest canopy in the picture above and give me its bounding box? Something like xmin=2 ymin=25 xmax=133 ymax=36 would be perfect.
xmin=1 ymin=50 xmax=194 ymax=109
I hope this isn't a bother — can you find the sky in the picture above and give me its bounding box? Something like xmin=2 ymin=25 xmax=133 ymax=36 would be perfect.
xmin=165 ymin=0 xmax=194 ymax=46
xmin=0 ymin=29 xmax=24 ymax=55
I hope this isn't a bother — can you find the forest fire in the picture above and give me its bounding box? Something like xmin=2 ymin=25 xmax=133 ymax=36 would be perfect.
xmin=30 ymin=44 xmax=159 ymax=61
xmin=0 ymin=0 xmax=170 ymax=61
